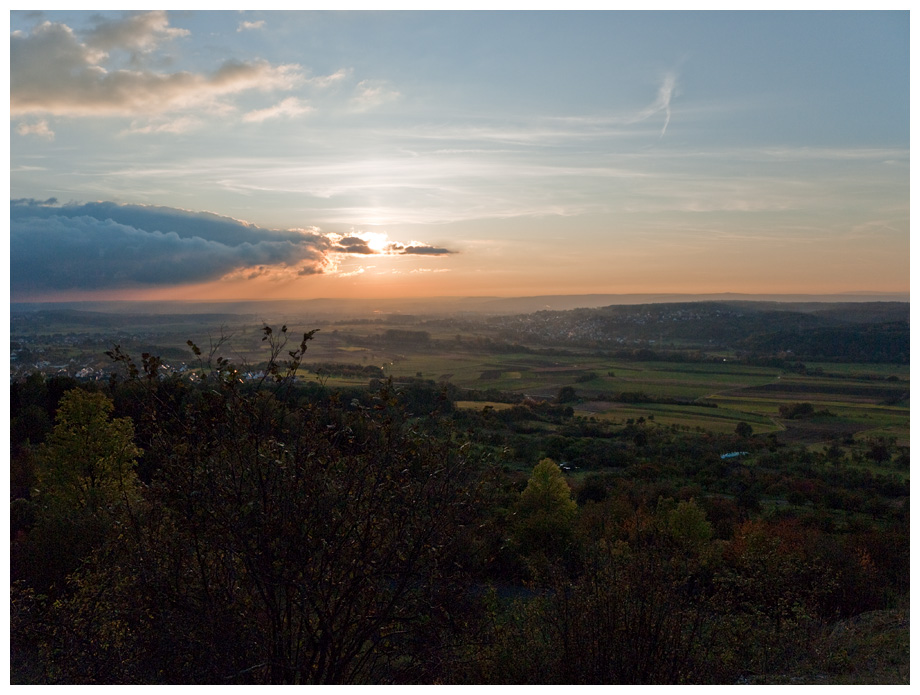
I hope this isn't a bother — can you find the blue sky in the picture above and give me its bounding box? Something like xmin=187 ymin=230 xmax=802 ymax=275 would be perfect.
xmin=9 ymin=10 xmax=909 ymax=301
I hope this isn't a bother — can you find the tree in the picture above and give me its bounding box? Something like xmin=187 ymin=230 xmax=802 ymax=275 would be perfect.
xmin=778 ymin=402 xmax=814 ymax=420
xmin=30 ymin=336 xmax=486 ymax=684
xmin=15 ymin=389 xmax=141 ymax=593
xmin=470 ymin=515 xmax=727 ymax=684
xmin=666 ymin=498 xmax=713 ymax=552
xmin=556 ymin=386 xmax=578 ymax=404
xmin=35 ymin=389 xmax=141 ymax=517
xmin=866 ymin=439 xmax=891 ymax=464
xmin=734 ymin=421 xmax=753 ymax=438
xmin=513 ymin=458 xmax=578 ymax=564
xmin=518 ymin=459 xmax=577 ymax=521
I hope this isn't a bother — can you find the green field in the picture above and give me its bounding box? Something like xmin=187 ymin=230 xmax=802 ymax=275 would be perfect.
xmin=12 ymin=310 xmax=909 ymax=448
xmin=381 ymin=351 xmax=909 ymax=446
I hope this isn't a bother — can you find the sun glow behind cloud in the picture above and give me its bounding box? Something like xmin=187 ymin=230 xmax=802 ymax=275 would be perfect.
xmin=360 ymin=232 xmax=390 ymax=254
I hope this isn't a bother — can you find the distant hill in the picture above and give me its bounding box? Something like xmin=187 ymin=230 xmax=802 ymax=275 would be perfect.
xmin=10 ymin=292 xmax=909 ymax=318
xmin=485 ymin=300 xmax=909 ymax=363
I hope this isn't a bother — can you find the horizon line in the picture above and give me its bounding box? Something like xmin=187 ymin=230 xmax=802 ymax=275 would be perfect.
xmin=11 ymin=290 xmax=910 ymax=307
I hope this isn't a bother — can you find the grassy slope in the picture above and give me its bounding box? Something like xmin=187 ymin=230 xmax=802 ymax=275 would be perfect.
xmin=750 ymin=603 xmax=910 ymax=684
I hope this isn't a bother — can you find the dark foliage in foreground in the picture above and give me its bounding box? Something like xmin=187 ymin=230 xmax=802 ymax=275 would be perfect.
xmin=10 ymin=328 xmax=910 ymax=684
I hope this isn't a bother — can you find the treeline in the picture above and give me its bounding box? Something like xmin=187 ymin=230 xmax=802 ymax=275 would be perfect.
xmin=9 ymin=330 xmax=910 ymax=684
xmin=306 ymin=361 xmax=385 ymax=378
xmin=486 ymin=302 xmax=909 ymax=364
xmin=744 ymin=322 xmax=909 ymax=364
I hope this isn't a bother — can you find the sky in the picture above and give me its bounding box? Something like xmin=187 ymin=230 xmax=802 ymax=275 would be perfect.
xmin=8 ymin=10 xmax=910 ymax=302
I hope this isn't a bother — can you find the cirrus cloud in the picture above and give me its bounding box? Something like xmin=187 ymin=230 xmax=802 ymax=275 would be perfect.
xmin=349 ymin=79 xmax=400 ymax=113
xmin=243 ymin=97 xmax=314 ymax=123
xmin=630 ymin=71 xmax=677 ymax=137
xmin=306 ymin=67 xmax=353 ymax=89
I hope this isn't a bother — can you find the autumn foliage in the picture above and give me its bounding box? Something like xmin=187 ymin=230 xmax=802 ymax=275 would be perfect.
xmin=9 ymin=329 xmax=909 ymax=684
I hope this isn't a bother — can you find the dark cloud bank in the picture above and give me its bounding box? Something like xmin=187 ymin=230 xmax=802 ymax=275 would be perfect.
xmin=10 ymin=199 xmax=455 ymax=295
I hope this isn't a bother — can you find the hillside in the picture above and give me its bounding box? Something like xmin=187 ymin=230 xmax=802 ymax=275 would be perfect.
xmin=484 ymin=301 xmax=908 ymax=362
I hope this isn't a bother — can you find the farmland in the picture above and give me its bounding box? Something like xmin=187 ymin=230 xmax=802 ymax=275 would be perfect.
xmin=11 ymin=301 xmax=909 ymax=450
xmin=11 ymin=298 xmax=910 ymax=684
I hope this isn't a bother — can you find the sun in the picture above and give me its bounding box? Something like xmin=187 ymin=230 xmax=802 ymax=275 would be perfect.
xmin=361 ymin=231 xmax=391 ymax=254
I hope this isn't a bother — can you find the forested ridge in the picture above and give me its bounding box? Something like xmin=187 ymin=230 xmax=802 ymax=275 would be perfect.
xmin=10 ymin=327 xmax=909 ymax=684
xmin=481 ymin=301 xmax=909 ymax=363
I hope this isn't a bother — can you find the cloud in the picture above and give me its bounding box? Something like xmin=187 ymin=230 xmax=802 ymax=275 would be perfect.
xmin=10 ymin=215 xmax=324 ymax=291
xmin=10 ymin=199 xmax=456 ymax=295
xmin=391 ymin=244 xmax=454 ymax=256
xmin=10 ymin=199 xmax=330 ymax=293
xmin=632 ymin=72 xmax=677 ymax=137
xmin=243 ymin=97 xmax=314 ymax=123
xmin=10 ymin=16 xmax=303 ymax=118
xmin=14 ymin=196 xmax=58 ymax=206
xmin=333 ymin=236 xmax=377 ymax=255
xmin=121 ymin=115 xmax=204 ymax=135
xmin=84 ymin=10 xmax=189 ymax=53
xmin=328 ymin=231 xmax=456 ymax=257
xmin=349 ymin=80 xmax=399 ymax=112
xmin=333 ymin=267 xmax=367 ymax=279
xmin=16 ymin=119 xmax=54 ymax=140
xmin=306 ymin=68 xmax=353 ymax=89
xmin=237 ymin=20 xmax=265 ymax=32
